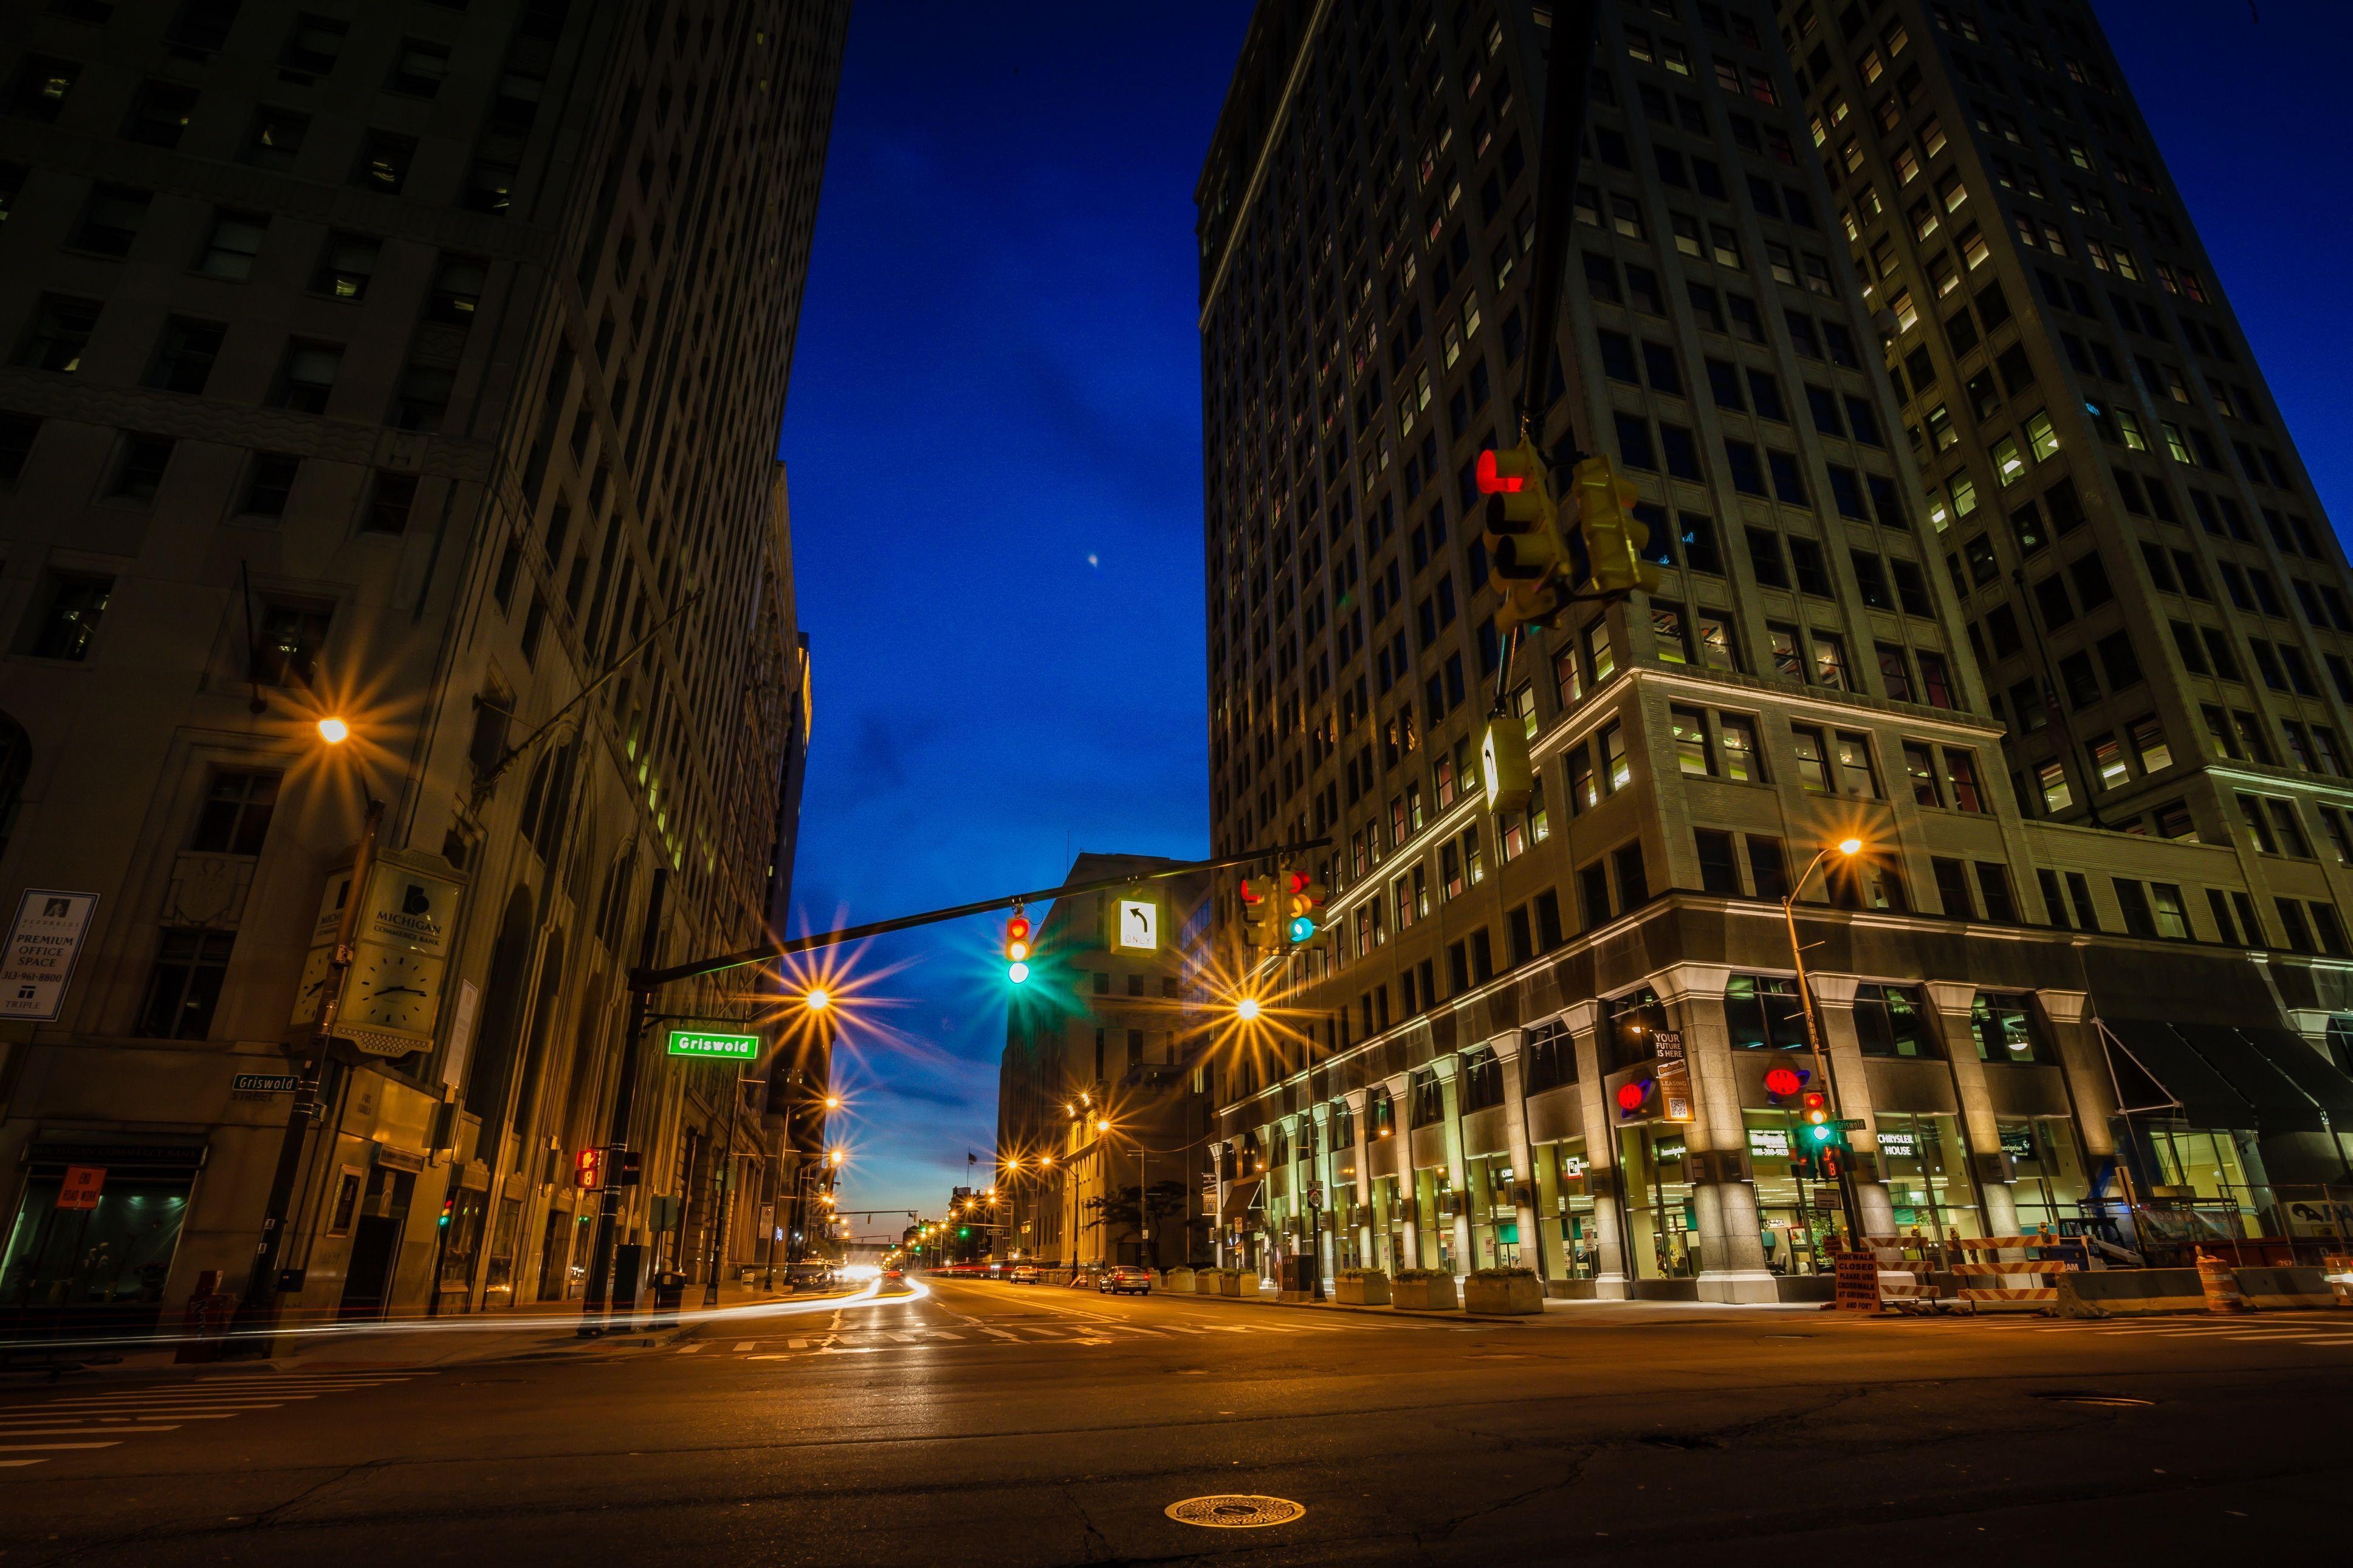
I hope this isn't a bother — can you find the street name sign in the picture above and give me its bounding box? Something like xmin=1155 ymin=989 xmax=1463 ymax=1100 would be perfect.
xmin=667 ymin=1029 xmax=757 ymax=1060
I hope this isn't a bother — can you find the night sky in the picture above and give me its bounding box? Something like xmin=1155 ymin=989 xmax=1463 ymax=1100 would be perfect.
xmin=775 ymin=0 xmax=2353 ymax=1227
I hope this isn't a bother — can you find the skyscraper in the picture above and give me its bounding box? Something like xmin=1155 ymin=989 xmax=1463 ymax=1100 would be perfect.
xmin=1195 ymin=0 xmax=2353 ymax=1304
xmin=0 ymin=0 xmax=845 ymax=1329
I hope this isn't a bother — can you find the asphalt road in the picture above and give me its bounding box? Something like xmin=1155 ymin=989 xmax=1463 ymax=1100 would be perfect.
xmin=2 ymin=1279 xmax=2348 ymax=1565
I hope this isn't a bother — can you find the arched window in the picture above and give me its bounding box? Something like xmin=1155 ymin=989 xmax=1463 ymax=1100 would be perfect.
xmin=0 ymin=714 xmax=26 ymax=858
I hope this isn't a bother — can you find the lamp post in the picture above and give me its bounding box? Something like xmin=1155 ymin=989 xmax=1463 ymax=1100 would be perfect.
xmin=1783 ymin=837 xmax=1866 ymax=1250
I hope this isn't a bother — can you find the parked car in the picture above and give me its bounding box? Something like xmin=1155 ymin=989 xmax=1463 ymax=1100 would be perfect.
xmin=1096 ymin=1265 xmax=1153 ymax=1296
xmin=781 ymin=1262 xmax=835 ymax=1290
xmin=1008 ymin=1265 xmax=1040 ymax=1284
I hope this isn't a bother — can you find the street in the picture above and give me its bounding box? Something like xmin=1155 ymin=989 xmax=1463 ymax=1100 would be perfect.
xmin=2 ymin=1282 xmax=2346 ymax=1565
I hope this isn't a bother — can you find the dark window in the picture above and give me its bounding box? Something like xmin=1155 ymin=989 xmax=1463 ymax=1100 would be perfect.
xmin=125 ymin=80 xmax=199 ymax=147
xmin=427 ymin=255 xmax=488 ymax=326
xmin=312 ymin=233 xmax=380 ymax=299
xmin=1746 ymin=835 xmax=1789 ymax=900
xmin=242 ymin=452 xmax=299 ymax=516
xmin=386 ymin=37 xmax=452 ymax=98
xmin=136 ymin=930 xmax=237 ymax=1039
xmin=272 ymin=339 xmax=342 ymax=412
xmin=354 ymin=131 xmax=417 ymax=193
xmin=1972 ymin=993 xmax=2047 ymax=1064
xmin=110 ymin=434 xmax=174 ymax=500
xmin=1853 ymin=984 xmax=1936 ymax=1058
xmin=1723 ymin=974 xmax=1807 ymax=1050
xmin=30 ymin=574 xmax=113 ymax=660
xmin=1695 ymin=828 xmax=1740 ymax=894
xmin=191 ymin=770 xmax=281 ymax=854
xmin=250 ymin=602 xmax=332 ymax=688
xmin=242 ymin=106 xmax=309 ymax=170
xmin=145 ymin=317 xmax=224 ymax=394
xmin=0 ymin=413 xmax=36 ymax=485
xmin=366 ymin=471 xmax=418 ymax=534
xmin=18 ymin=293 xmax=100 ymax=372
xmin=10 ymin=55 xmax=80 ymax=123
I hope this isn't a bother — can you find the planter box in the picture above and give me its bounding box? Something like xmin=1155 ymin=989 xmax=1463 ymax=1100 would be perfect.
xmin=1335 ymin=1273 xmax=1391 ymax=1306
xmin=1215 ymin=1272 xmax=1245 ymax=1297
xmin=1391 ymin=1275 xmax=1458 ymax=1312
xmin=1463 ymin=1275 xmax=1543 ymax=1315
xmin=1166 ymin=1267 xmax=1195 ymax=1293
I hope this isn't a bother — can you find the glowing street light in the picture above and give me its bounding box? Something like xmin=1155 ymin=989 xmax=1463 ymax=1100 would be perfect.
xmin=1234 ymin=996 xmax=1263 ymax=1022
xmin=316 ymin=716 xmax=350 ymax=745
xmin=803 ymin=988 xmax=831 ymax=1012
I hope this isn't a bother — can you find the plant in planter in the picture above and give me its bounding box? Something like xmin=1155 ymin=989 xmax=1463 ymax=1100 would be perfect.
xmin=1333 ymin=1267 xmax=1391 ymax=1306
xmin=1390 ymin=1267 xmax=1458 ymax=1312
xmin=1463 ymin=1265 xmax=1544 ymax=1315
xmin=1166 ymin=1265 xmax=1197 ymax=1292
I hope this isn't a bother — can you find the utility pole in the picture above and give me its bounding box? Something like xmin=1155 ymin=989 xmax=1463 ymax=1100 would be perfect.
xmin=580 ymin=868 xmax=668 ymax=1333
xmin=239 ymin=795 xmax=382 ymax=1335
xmin=703 ymin=1064 xmax=741 ymax=1308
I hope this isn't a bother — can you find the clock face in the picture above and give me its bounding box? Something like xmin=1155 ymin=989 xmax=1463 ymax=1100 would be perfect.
xmin=347 ymin=948 xmax=437 ymax=1034
xmin=1116 ymin=899 xmax=1157 ymax=951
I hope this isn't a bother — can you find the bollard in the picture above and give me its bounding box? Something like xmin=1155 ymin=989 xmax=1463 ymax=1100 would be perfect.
xmin=2196 ymin=1250 xmax=2245 ymax=1315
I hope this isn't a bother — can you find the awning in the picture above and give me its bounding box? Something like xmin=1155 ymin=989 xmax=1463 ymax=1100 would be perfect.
xmin=2170 ymin=1022 xmax=2326 ymax=1134
xmin=2097 ymin=1018 xmax=2257 ymax=1130
xmin=2238 ymin=1024 xmax=2353 ymax=1120
xmin=1220 ymin=1174 xmax=1263 ymax=1222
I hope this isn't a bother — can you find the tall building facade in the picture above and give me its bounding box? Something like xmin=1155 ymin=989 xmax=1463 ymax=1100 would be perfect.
xmin=1196 ymin=0 xmax=2353 ymax=1301
xmin=996 ymin=853 xmax=1217 ymax=1271
xmin=0 ymin=0 xmax=845 ymax=1331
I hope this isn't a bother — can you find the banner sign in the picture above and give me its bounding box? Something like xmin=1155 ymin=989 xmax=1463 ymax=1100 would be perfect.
xmin=1652 ymin=1030 xmax=1695 ymax=1122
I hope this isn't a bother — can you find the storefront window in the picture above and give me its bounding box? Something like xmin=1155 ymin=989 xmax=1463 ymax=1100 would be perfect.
xmin=1533 ymin=1137 xmax=1597 ymax=1278
xmin=1598 ymin=986 xmax=1668 ymax=1072
xmin=1743 ymin=1111 xmax=1835 ymax=1273
xmin=0 ymin=1173 xmax=192 ymax=1324
xmin=1617 ymin=1125 xmax=1695 ymax=1277
xmin=1724 ymin=974 xmax=1808 ymax=1049
xmin=2002 ymin=1118 xmax=2088 ymax=1231
xmin=1370 ymin=1174 xmax=1404 ymax=1272
xmin=1367 ymin=1089 xmax=1396 ymax=1142
xmin=1524 ymin=1021 xmax=1576 ymax=1092
xmin=1872 ymin=1112 xmax=1981 ymax=1238
xmin=1854 ymin=983 xmax=1936 ymax=1056
xmin=1971 ymin=991 xmax=2050 ymax=1064
xmin=2140 ymin=1126 xmax=2271 ymax=1241
xmin=1464 ymin=1153 xmax=1519 ymax=1268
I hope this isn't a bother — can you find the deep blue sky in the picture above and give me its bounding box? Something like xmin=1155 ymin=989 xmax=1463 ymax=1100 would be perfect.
xmin=778 ymin=1 xmax=2353 ymax=1226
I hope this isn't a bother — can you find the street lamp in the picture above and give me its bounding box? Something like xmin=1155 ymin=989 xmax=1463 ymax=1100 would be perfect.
xmin=1234 ymin=996 xmax=1263 ymax=1022
xmin=315 ymin=715 xmax=350 ymax=745
xmin=1783 ymin=837 xmax=1866 ymax=1251
xmin=803 ymin=987 xmax=830 ymax=1012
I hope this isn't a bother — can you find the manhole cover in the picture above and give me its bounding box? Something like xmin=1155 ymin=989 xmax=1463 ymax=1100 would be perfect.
xmin=1166 ymin=1495 xmax=1306 ymax=1529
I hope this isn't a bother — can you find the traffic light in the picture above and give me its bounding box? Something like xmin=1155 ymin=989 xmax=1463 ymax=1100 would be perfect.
xmin=574 ymin=1148 xmax=603 ymax=1189
xmin=438 ymin=1195 xmax=454 ymax=1228
xmin=1282 ymin=868 xmax=1327 ymax=943
xmin=958 ymin=1226 xmax=970 ymax=1239
xmin=1477 ymin=440 xmax=1573 ymax=633
xmin=1238 ymin=875 xmax=1277 ymax=947
xmin=1003 ymin=911 xmax=1032 ymax=984
xmin=1799 ymin=1090 xmax=1833 ymax=1146
xmin=1568 ymin=454 xmax=1662 ymax=597
xmin=1479 ymin=714 xmax=1533 ymax=813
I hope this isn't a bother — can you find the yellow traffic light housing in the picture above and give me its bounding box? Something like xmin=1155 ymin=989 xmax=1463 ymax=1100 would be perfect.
xmin=1282 ymin=868 xmax=1327 ymax=943
xmin=1477 ymin=440 xmax=1574 ymax=634
xmin=1237 ymin=875 xmax=1277 ymax=948
xmin=1479 ymin=714 xmax=1533 ymax=813
xmin=1570 ymin=455 xmax=1661 ymax=597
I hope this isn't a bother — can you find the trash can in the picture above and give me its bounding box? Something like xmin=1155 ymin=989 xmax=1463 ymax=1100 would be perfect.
xmin=648 ymin=1270 xmax=688 ymax=1329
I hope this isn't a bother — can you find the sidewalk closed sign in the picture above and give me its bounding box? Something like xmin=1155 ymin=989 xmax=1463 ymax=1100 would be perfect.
xmin=58 ymin=1166 xmax=106 ymax=1210
xmin=666 ymin=1029 xmax=757 ymax=1060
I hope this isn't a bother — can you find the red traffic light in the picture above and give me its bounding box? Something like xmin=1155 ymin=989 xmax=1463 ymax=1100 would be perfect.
xmin=1475 ymin=448 xmax=1526 ymax=495
xmin=1764 ymin=1066 xmax=1802 ymax=1098
xmin=574 ymin=1148 xmax=603 ymax=1188
xmin=1006 ymin=915 xmax=1031 ymax=943
xmin=1238 ymin=879 xmax=1265 ymax=906
xmin=1800 ymin=1090 xmax=1829 ymax=1120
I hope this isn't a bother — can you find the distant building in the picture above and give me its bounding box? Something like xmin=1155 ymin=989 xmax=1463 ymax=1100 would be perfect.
xmin=1195 ymin=1 xmax=2353 ymax=1301
xmin=0 ymin=0 xmax=846 ymax=1331
xmin=995 ymin=853 xmax=1217 ymax=1270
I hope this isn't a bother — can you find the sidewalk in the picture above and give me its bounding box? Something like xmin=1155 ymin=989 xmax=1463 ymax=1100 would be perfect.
xmin=1 ymin=1278 xmax=858 ymax=1385
xmin=1117 ymin=1274 xmax=1821 ymax=1326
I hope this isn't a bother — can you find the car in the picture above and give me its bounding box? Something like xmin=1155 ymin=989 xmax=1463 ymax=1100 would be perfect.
xmin=881 ymin=1267 xmax=904 ymax=1282
xmin=1096 ymin=1265 xmax=1153 ymax=1296
xmin=781 ymin=1262 xmax=836 ymax=1290
xmin=1008 ymin=1264 xmax=1039 ymax=1284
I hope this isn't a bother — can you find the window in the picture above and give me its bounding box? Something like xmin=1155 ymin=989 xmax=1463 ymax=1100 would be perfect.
xmin=312 ymin=233 xmax=380 ymax=300
xmin=1718 ymin=714 xmax=1762 ymax=781
xmin=125 ymin=80 xmax=198 ymax=147
xmin=1976 ymin=862 xmax=2019 ymax=923
xmin=272 ymin=339 xmax=342 ymax=412
xmin=281 ymin=13 xmax=348 ymax=79
xmin=146 ymin=317 xmax=224 ymax=394
xmin=191 ymin=770 xmax=281 ymax=854
xmin=1855 ymin=985 xmax=1936 ymax=1058
xmin=29 ymin=573 xmax=113 ymax=661
xmin=1932 ymin=857 xmax=1976 ymax=919
xmin=386 ymin=37 xmax=451 ymax=97
xmin=12 ymin=55 xmax=80 ymax=123
xmin=366 ymin=471 xmax=418 ymax=535
xmin=1671 ymin=705 xmax=1714 ymax=776
xmin=1723 ymin=974 xmax=1808 ymax=1050
xmin=250 ymin=602 xmax=332 ymax=688
xmin=1972 ymin=993 xmax=2047 ymax=1064
xmin=109 ymin=434 xmax=174 ymax=501
xmin=242 ymin=452 xmax=299 ymax=516
xmin=1903 ymin=741 xmax=1941 ymax=806
xmin=1833 ymin=730 xmax=1880 ymax=797
xmin=197 ymin=210 xmax=267 ymax=279
xmin=1791 ymin=725 xmax=1832 ymax=793
xmin=18 ymin=293 xmax=100 ymax=373
xmin=242 ymin=106 xmax=309 ymax=169
xmin=1695 ymin=829 xmax=1740 ymax=894
xmin=354 ymin=131 xmax=417 ymax=193
xmin=136 ymin=930 xmax=237 ymax=1039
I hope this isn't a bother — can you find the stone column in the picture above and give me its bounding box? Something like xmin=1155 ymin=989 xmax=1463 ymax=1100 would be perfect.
xmin=1309 ymin=1101 xmax=1335 ymax=1280
xmin=1925 ymin=982 xmax=2018 ymax=1237
xmin=2038 ymin=988 xmax=2116 ymax=1160
xmin=1807 ymin=973 xmax=1894 ymax=1241
xmin=1431 ymin=1053 xmax=1472 ymax=1275
xmin=1656 ymin=963 xmax=1774 ymax=1303
xmin=1564 ymin=1001 xmax=1628 ymax=1297
xmin=1342 ymin=1087 xmax=1372 ymax=1268
xmin=1383 ymin=1071 xmax=1421 ymax=1268
xmin=1489 ymin=1027 xmax=1546 ymax=1281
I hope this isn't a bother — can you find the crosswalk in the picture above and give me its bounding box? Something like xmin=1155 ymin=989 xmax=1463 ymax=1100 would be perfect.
xmin=698 ymin=1316 xmax=1446 ymax=1358
xmin=0 ymin=1369 xmax=429 ymax=1473
xmin=2013 ymin=1314 xmax=2353 ymax=1346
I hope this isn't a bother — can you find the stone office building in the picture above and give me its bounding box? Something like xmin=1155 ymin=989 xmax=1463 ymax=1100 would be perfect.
xmin=0 ymin=0 xmax=842 ymax=1332
xmin=1194 ymin=0 xmax=2353 ymax=1299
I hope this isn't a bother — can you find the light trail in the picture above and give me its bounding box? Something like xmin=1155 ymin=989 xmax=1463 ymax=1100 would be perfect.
xmin=0 ymin=1278 xmax=933 ymax=1356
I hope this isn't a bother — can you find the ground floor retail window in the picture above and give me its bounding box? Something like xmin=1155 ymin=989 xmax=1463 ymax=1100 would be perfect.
xmin=2002 ymin=1119 xmax=2090 ymax=1232
xmin=1 ymin=1171 xmax=193 ymax=1320
xmin=1743 ymin=1111 xmax=1836 ymax=1274
xmin=2139 ymin=1125 xmax=2272 ymax=1238
xmin=1873 ymin=1112 xmax=1981 ymax=1239
xmin=1464 ymin=1152 xmax=1520 ymax=1269
xmin=1369 ymin=1174 xmax=1405 ymax=1273
xmin=1533 ymin=1137 xmax=1599 ymax=1279
xmin=438 ymin=1188 xmax=486 ymax=1300
xmin=1617 ymin=1126 xmax=1695 ymax=1278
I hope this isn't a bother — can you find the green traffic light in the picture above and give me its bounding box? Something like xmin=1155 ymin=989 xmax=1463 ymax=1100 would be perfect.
xmin=1287 ymin=916 xmax=1315 ymax=942
xmin=1810 ymin=1125 xmax=1832 ymax=1142
xmin=1008 ymin=961 xmax=1029 ymax=984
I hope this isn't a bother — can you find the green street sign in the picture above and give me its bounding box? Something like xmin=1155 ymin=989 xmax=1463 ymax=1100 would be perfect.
xmin=667 ymin=1029 xmax=758 ymax=1060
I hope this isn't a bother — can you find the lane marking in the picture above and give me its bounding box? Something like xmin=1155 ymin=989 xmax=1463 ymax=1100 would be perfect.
xmin=733 ymin=1341 xmax=757 ymax=1352
xmin=0 ymin=1442 xmax=120 ymax=1452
